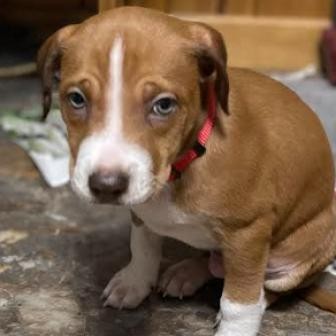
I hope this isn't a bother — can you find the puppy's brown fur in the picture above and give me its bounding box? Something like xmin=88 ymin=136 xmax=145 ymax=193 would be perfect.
xmin=38 ymin=5 xmax=336 ymax=320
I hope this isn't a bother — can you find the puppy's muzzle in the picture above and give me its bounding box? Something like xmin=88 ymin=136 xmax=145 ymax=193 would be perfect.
xmin=88 ymin=170 xmax=129 ymax=203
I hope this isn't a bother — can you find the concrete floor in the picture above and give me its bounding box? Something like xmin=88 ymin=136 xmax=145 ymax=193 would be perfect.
xmin=0 ymin=75 xmax=336 ymax=336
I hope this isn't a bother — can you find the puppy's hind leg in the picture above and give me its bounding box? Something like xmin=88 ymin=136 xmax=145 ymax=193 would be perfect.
xmin=158 ymin=255 xmax=213 ymax=299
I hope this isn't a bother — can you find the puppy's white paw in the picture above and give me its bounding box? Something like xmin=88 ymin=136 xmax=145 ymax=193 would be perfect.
xmin=101 ymin=265 xmax=154 ymax=309
xmin=214 ymin=293 xmax=266 ymax=336
xmin=158 ymin=257 xmax=212 ymax=299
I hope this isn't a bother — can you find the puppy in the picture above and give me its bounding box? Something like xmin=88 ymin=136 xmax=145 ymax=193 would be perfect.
xmin=37 ymin=7 xmax=336 ymax=336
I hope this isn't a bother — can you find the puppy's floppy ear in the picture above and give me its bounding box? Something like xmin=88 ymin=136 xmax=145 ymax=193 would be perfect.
xmin=188 ymin=22 xmax=229 ymax=114
xmin=37 ymin=25 xmax=77 ymax=121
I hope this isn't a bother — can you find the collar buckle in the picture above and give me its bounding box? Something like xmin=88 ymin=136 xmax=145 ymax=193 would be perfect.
xmin=192 ymin=141 xmax=206 ymax=156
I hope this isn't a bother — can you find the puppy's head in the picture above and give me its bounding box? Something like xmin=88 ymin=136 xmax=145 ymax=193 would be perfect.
xmin=37 ymin=7 xmax=229 ymax=205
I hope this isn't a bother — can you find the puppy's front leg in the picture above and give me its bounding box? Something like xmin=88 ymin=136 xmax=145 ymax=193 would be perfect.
xmin=215 ymin=215 xmax=272 ymax=336
xmin=102 ymin=222 xmax=162 ymax=309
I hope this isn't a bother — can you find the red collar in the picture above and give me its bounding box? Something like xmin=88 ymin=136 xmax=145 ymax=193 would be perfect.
xmin=169 ymin=82 xmax=217 ymax=181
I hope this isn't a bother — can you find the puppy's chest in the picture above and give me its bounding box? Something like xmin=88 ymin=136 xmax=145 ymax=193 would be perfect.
xmin=132 ymin=189 xmax=219 ymax=250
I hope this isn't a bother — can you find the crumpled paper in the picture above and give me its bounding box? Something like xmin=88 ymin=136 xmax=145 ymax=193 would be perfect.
xmin=0 ymin=108 xmax=70 ymax=187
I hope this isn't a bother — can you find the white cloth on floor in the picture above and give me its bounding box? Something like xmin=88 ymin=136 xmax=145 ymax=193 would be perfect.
xmin=0 ymin=109 xmax=70 ymax=187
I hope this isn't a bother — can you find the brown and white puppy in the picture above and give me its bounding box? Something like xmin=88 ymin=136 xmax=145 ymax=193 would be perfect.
xmin=37 ymin=7 xmax=336 ymax=336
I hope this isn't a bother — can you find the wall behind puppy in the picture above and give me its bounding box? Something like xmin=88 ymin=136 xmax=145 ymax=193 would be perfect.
xmin=100 ymin=0 xmax=333 ymax=71
xmin=0 ymin=0 xmax=97 ymax=41
xmin=0 ymin=0 xmax=333 ymax=71
xmin=0 ymin=1 xmax=97 ymax=26
xmin=99 ymin=0 xmax=332 ymax=17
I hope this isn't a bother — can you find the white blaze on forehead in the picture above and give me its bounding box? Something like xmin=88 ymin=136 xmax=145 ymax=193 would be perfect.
xmin=106 ymin=35 xmax=124 ymax=138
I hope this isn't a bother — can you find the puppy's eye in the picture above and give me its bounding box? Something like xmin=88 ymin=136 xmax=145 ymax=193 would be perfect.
xmin=152 ymin=96 xmax=177 ymax=117
xmin=67 ymin=90 xmax=86 ymax=109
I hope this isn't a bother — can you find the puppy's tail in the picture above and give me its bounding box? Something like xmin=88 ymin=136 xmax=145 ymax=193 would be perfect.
xmin=298 ymin=285 xmax=336 ymax=314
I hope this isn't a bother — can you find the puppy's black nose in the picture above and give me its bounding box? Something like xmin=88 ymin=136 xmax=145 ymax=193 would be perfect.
xmin=88 ymin=171 xmax=129 ymax=202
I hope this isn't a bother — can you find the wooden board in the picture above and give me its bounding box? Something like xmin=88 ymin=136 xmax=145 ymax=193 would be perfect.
xmin=180 ymin=15 xmax=330 ymax=70
xmin=132 ymin=0 xmax=168 ymax=11
xmin=225 ymin=0 xmax=256 ymax=15
xmin=167 ymin=0 xmax=223 ymax=13
xmin=99 ymin=0 xmax=224 ymax=13
xmin=99 ymin=0 xmax=124 ymax=11
xmin=95 ymin=1 xmax=332 ymax=71
xmin=256 ymin=0 xmax=332 ymax=18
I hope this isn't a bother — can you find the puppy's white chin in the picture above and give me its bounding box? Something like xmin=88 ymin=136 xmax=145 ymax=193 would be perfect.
xmin=70 ymin=177 xmax=94 ymax=203
xmin=120 ymin=188 xmax=155 ymax=206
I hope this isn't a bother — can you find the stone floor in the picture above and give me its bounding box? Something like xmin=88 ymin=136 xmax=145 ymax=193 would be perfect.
xmin=0 ymin=75 xmax=336 ymax=336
